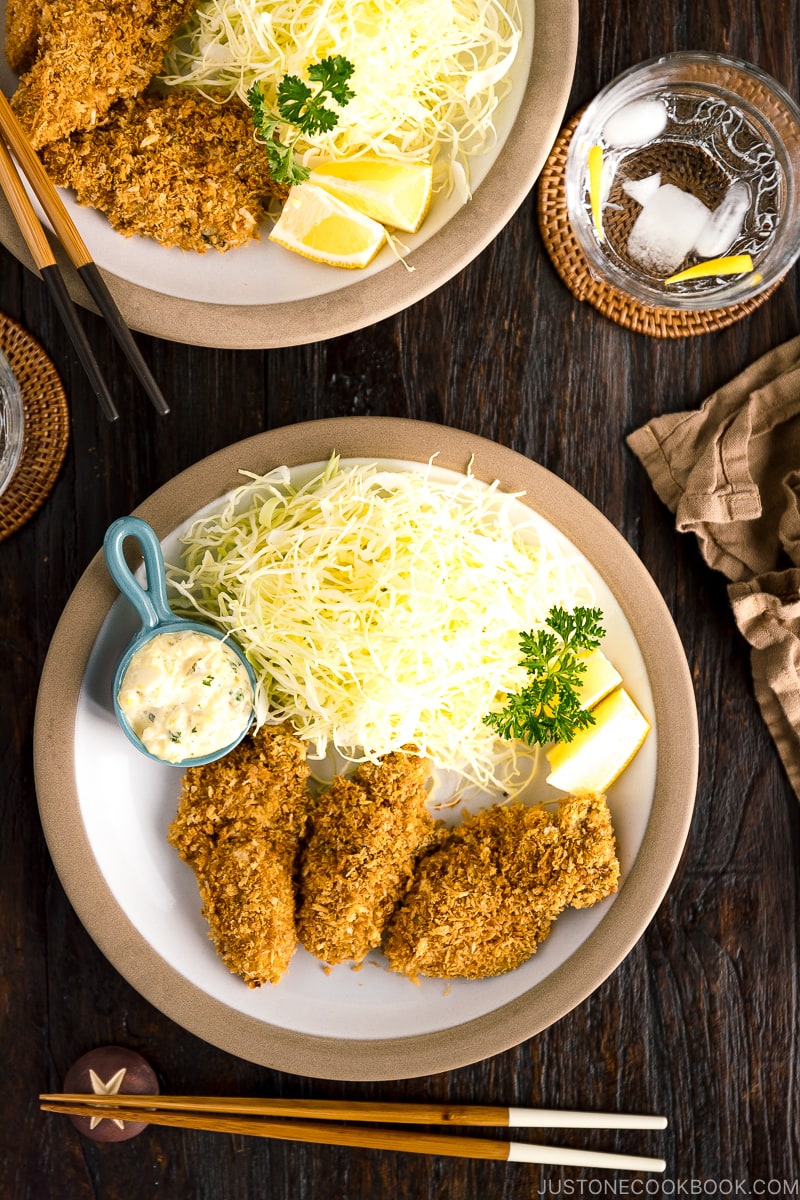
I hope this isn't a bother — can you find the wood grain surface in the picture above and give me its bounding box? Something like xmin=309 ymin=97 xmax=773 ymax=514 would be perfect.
xmin=2 ymin=2 xmax=800 ymax=1196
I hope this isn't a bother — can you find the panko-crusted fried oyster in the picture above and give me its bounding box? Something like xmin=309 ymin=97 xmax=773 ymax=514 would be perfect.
xmin=168 ymin=722 xmax=311 ymax=987
xmin=187 ymin=823 xmax=300 ymax=991
xmin=40 ymin=89 xmax=286 ymax=253
xmin=10 ymin=0 xmax=195 ymax=148
xmin=385 ymin=791 xmax=619 ymax=980
xmin=297 ymin=751 xmax=441 ymax=966
xmin=4 ymin=0 xmax=42 ymax=75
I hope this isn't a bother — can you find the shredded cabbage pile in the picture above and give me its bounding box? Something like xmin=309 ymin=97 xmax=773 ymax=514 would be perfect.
xmin=160 ymin=0 xmax=522 ymax=197
xmin=166 ymin=458 xmax=594 ymax=795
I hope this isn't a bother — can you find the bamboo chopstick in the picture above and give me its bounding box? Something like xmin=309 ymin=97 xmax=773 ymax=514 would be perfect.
xmin=41 ymin=1093 xmax=668 ymax=1131
xmin=39 ymin=1100 xmax=667 ymax=1172
xmin=0 ymin=89 xmax=169 ymax=417
xmin=0 ymin=133 xmax=119 ymax=422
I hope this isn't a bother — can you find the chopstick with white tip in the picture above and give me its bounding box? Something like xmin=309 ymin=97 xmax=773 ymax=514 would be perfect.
xmin=39 ymin=1098 xmax=667 ymax=1172
xmin=0 ymin=89 xmax=169 ymax=417
xmin=40 ymin=1093 xmax=668 ymax=1130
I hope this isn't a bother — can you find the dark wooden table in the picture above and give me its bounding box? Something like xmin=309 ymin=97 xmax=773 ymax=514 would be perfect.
xmin=3 ymin=2 xmax=799 ymax=1195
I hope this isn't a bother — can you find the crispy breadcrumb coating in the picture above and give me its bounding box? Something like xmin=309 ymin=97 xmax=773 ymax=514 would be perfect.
xmin=40 ymin=89 xmax=286 ymax=252
xmin=297 ymin=752 xmax=442 ymax=965
xmin=168 ymin=723 xmax=311 ymax=987
xmin=384 ymin=792 xmax=619 ymax=980
xmin=10 ymin=0 xmax=195 ymax=149
xmin=4 ymin=0 xmax=42 ymax=75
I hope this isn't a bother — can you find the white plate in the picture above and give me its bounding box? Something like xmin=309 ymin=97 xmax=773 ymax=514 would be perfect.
xmin=0 ymin=1 xmax=578 ymax=345
xmin=77 ymin=461 xmax=654 ymax=1041
xmin=34 ymin=418 xmax=698 ymax=1079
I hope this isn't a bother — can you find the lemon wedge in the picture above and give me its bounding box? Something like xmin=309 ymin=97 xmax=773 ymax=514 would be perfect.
xmin=588 ymin=144 xmax=605 ymax=242
xmin=269 ymin=183 xmax=386 ymax=269
xmin=664 ymin=253 xmax=754 ymax=283
xmin=545 ymin=687 xmax=650 ymax=795
xmin=308 ymin=158 xmax=433 ymax=233
xmin=576 ymin=649 xmax=623 ymax=710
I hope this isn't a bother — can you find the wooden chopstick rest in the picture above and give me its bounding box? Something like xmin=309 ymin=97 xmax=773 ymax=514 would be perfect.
xmin=58 ymin=1047 xmax=160 ymax=1143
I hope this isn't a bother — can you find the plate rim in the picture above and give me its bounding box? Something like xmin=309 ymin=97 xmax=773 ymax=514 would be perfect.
xmin=33 ymin=416 xmax=698 ymax=1080
xmin=0 ymin=0 xmax=578 ymax=348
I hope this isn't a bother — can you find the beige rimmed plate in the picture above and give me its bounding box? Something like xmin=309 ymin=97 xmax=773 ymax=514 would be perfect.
xmin=34 ymin=417 xmax=698 ymax=1081
xmin=0 ymin=0 xmax=577 ymax=348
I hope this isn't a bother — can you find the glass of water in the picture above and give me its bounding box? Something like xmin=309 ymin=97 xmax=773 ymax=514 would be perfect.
xmin=564 ymin=52 xmax=800 ymax=310
xmin=0 ymin=349 xmax=24 ymax=498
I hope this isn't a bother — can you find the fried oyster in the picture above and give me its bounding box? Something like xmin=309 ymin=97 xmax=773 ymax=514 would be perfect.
xmin=297 ymin=751 xmax=442 ymax=965
xmin=40 ymin=89 xmax=287 ymax=252
xmin=384 ymin=791 xmax=620 ymax=980
xmin=168 ymin=722 xmax=311 ymax=987
xmin=10 ymin=0 xmax=195 ymax=149
xmin=4 ymin=0 xmax=42 ymax=75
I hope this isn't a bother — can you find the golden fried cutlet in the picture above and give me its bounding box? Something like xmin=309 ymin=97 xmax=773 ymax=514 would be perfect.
xmin=168 ymin=722 xmax=311 ymax=987
xmin=297 ymin=752 xmax=441 ymax=966
xmin=11 ymin=0 xmax=195 ymax=148
xmin=384 ymin=792 xmax=620 ymax=980
xmin=4 ymin=0 xmax=42 ymax=75
xmin=40 ymin=89 xmax=286 ymax=252
xmin=186 ymin=825 xmax=300 ymax=990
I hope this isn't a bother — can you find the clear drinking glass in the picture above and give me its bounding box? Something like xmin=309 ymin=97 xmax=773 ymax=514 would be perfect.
xmin=0 ymin=348 xmax=25 ymax=497
xmin=564 ymin=52 xmax=800 ymax=310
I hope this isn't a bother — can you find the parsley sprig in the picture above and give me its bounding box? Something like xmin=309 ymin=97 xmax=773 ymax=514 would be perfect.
xmin=483 ymin=605 xmax=606 ymax=747
xmin=247 ymin=56 xmax=355 ymax=186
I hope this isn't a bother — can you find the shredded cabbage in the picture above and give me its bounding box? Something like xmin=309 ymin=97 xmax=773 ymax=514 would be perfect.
xmin=166 ymin=458 xmax=595 ymax=795
xmin=160 ymin=0 xmax=522 ymax=197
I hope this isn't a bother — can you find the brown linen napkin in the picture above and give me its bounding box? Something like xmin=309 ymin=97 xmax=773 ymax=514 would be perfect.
xmin=626 ymin=334 xmax=800 ymax=798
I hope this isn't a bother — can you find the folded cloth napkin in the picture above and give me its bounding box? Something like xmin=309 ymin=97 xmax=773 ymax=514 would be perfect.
xmin=626 ymin=334 xmax=800 ymax=798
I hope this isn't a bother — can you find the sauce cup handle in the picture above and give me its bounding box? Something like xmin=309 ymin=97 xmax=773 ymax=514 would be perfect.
xmin=103 ymin=516 xmax=176 ymax=633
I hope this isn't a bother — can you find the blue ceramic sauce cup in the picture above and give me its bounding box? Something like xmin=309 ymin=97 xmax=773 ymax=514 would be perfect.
xmin=103 ymin=515 xmax=256 ymax=767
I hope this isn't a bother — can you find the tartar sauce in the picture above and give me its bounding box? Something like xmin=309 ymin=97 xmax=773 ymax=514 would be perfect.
xmin=117 ymin=629 xmax=254 ymax=764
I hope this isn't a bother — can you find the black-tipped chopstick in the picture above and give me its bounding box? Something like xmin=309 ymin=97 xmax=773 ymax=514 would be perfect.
xmin=0 ymin=133 xmax=119 ymax=422
xmin=0 ymin=89 xmax=169 ymax=417
xmin=39 ymin=1097 xmax=667 ymax=1172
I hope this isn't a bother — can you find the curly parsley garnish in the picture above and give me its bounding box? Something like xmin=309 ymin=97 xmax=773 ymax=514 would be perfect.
xmin=247 ymin=55 xmax=356 ymax=186
xmin=483 ymin=605 xmax=606 ymax=747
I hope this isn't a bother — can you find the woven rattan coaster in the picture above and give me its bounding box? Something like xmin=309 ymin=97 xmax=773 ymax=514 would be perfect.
xmin=0 ymin=313 xmax=69 ymax=542
xmin=537 ymin=114 xmax=782 ymax=337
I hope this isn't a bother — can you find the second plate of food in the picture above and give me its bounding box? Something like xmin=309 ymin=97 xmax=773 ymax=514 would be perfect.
xmin=0 ymin=0 xmax=577 ymax=347
xmin=34 ymin=417 xmax=698 ymax=1080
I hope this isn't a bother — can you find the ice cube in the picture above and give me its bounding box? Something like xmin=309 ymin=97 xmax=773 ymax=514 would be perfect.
xmin=597 ymin=152 xmax=617 ymax=207
xmin=627 ymin=183 xmax=712 ymax=274
xmin=623 ymin=173 xmax=662 ymax=207
xmin=693 ymin=182 xmax=751 ymax=257
xmin=603 ymin=99 xmax=668 ymax=148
